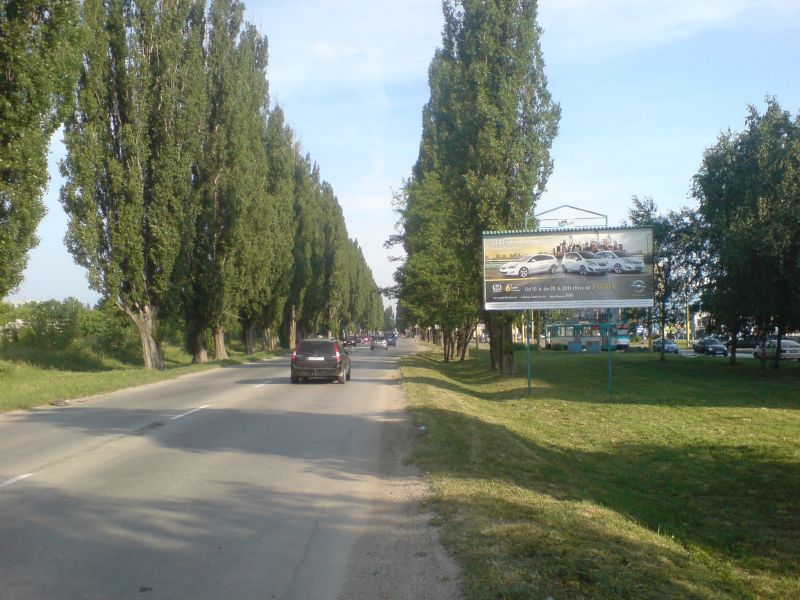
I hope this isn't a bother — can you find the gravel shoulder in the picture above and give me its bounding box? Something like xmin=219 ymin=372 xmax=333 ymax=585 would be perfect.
xmin=337 ymin=343 xmax=462 ymax=600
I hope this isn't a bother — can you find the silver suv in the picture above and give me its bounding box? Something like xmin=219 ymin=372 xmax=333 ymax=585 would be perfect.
xmin=291 ymin=339 xmax=351 ymax=384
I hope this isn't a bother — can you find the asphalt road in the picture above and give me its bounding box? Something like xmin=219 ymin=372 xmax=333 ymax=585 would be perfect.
xmin=0 ymin=338 xmax=459 ymax=600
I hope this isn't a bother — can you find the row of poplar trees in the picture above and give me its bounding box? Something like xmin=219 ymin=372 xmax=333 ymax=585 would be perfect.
xmin=2 ymin=0 xmax=384 ymax=369
xmin=388 ymin=0 xmax=560 ymax=373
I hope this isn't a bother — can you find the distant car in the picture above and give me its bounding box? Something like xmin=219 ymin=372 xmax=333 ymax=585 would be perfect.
xmin=652 ymin=338 xmax=680 ymax=354
xmin=385 ymin=333 xmax=397 ymax=346
xmin=753 ymin=339 xmax=800 ymax=361
xmin=361 ymin=335 xmax=370 ymax=344
xmin=343 ymin=336 xmax=358 ymax=347
xmin=561 ymin=251 xmax=609 ymax=275
xmin=499 ymin=254 xmax=559 ymax=278
xmin=594 ymin=250 xmax=644 ymax=274
xmin=693 ymin=337 xmax=728 ymax=356
xmin=291 ymin=338 xmax=351 ymax=384
xmin=724 ymin=336 xmax=758 ymax=350
xmin=370 ymin=335 xmax=388 ymax=350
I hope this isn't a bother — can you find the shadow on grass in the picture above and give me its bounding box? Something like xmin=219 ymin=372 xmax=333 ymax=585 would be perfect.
xmin=412 ymin=404 xmax=800 ymax=596
xmin=403 ymin=351 xmax=800 ymax=596
xmin=403 ymin=350 xmax=800 ymax=410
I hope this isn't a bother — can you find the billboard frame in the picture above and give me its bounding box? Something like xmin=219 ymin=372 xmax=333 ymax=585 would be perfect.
xmin=483 ymin=226 xmax=655 ymax=311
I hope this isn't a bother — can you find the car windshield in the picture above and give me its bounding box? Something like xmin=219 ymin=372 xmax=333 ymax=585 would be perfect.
xmin=705 ymin=338 xmax=721 ymax=344
xmin=615 ymin=250 xmax=632 ymax=257
xmin=578 ymin=251 xmax=599 ymax=259
xmin=373 ymin=336 xmax=385 ymax=341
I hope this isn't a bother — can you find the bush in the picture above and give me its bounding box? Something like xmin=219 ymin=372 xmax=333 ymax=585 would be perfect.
xmin=19 ymin=298 xmax=88 ymax=349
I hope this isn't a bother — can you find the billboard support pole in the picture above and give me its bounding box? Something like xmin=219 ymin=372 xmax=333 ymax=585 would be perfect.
xmin=608 ymin=311 xmax=614 ymax=395
xmin=526 ymin=309 xmax=532 ymax=395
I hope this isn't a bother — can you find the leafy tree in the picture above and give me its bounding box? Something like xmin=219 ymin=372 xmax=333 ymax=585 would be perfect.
xmin=181 ymin=0 xmax=271 ymax=361
xmin=693 ymin=99 xmax=800 ymax=371
xmin=628 ymin=196 xmax=697 ymax=360
xmin=393 ymin=0 xmax=559 ymax=371
xmin=243 ymin=105 xmax=296 ymax=351
xmin=61 ymin=0 xmax=205 ymax=369
xmin=0 ymin=0 xmax=81 ymax=297
xmin=383 ymin=305 xmax=395 ymax=333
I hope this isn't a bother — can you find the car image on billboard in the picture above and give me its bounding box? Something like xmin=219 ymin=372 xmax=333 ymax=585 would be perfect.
xmin=482 ymin=227 xmax=654 ymax=310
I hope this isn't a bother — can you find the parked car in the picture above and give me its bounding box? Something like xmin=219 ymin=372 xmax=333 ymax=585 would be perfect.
xmin=561 ymin=251 xmax=609 ymax=275
xmin=652 ymin=338 xmax=680 ymax=354
xmin=370 ymin=335 xmax=388 ymax=350
xmin=385 ymin=332 xmax=397 ymax=346
xmin=291 ymin=338 xmax=351 ymax=384
xmin=594 ymin=250 xmax=644 ymax=274
xmin=693 ymin=337 xmax=728 ymax=356
xmin=724 ymin=335 xmax=759 ymax=351
xmin=499 ymin=254 xmax=559 ymax=278
xmin=753 ymin=339 xmax=800 ymax=360
xmin=343 ymin=336 xmax=358 ymax=347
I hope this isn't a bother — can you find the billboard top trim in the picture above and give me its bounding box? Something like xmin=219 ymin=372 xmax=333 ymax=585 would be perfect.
xmin=483 ymin=225 xmax=648 ymax=236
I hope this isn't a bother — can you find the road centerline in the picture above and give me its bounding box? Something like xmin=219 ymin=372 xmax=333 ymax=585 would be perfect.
xmin=170 ymin=405 xmax=210 ymax=420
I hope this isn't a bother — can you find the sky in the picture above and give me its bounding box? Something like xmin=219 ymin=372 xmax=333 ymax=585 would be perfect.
xmin=6 ymin=0 xmax=800 ymax=306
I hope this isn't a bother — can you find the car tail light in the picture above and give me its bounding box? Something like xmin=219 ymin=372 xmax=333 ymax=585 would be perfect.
xmin=291 ymin=346 xmax=298 ymax=364
xmin=334 ymin=344 xmax=342 ymax=364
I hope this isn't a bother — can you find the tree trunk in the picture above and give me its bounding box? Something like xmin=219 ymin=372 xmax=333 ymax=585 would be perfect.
xmin=288 ymin=305 xmax=297 ymax=350
xmin=488 ymin=313 xmax=516 ymax=375
xmin=728 ymin=325 xmax=739 ymax=365
xmin=458 ymin=322 xmax=476 ymax=361
xmin=243 ymin=320 xmax=256 ymax=355
xmin=188 ymin=327 xmax=208 ymax=364
xmin=125 ymin=304 xmax=164 ymax=370
xmin=213 ymin=324 xmax=228 ymax=360
xmin=488 ymin=316 xmax=500 ymax=371
xmin=261 ymin=327 xmax=277 ymax=351
xmin=757 ymin=331 xmax=767 ymax=377
xmin=773 ymin=325 xmax=785 ymax=370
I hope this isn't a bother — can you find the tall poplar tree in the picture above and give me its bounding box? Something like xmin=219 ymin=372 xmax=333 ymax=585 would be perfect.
xmin=61 ymin=0 xmax=205 ymax=369
xmin=182 ymin=0 xmax=270 ymax=361
xmin=0 ymin=0 xmax=81 ymax=297
xmin=253 ymin=105 xmax=295 ymax=351
xmin=395 ymin=0 xmax=559 ymax=372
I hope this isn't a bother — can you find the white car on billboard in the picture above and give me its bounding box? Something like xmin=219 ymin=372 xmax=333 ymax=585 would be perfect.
xmin=595 ymin=250 xmax=645 ymax=274
xmin=499 ymin=254 xmax=559 ymax=278
xmin=561 ymin=251 xmax=609 ymax=275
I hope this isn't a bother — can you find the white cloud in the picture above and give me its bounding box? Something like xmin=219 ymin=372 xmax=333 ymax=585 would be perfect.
xmin=539 ymin=0 xmax=800 ymax=61
xmin=250 ymin=1 xmax=443 ymax=93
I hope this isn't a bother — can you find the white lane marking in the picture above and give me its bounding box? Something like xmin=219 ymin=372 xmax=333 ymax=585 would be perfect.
xmin=0 ymin=473 xmax=33 ymax=489
xmin=254 ymin=383 xmax=266 ymax=388
xmin=170 ymin=405 xmax=210 ymax=421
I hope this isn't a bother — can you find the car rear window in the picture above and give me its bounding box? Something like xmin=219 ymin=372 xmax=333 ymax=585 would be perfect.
xmin=297 ymin=340 xmax=336 ymax=354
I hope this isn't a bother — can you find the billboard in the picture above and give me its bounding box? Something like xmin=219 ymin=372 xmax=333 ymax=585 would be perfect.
xmin=483 ymin=227 xmax=654 ymax=310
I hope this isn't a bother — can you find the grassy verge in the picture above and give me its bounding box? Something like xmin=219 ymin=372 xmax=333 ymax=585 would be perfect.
xmin=402 ymin=349 xmax=800 ymax=599
xmin=0 ymin=344 xmax=287 ymax=413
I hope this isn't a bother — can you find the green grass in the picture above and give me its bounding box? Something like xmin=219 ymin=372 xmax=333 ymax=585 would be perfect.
xmin=0 ymin=343 xmax=287 ymax=412
xmin=402 ymin=350 xmax=800 ymax=599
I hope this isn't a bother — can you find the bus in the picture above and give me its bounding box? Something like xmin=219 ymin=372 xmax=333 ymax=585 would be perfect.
xmin=546 ymin=323 xmax=600 ymax=350
xmin=546 ymin=323 xmax=629 ymax=351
